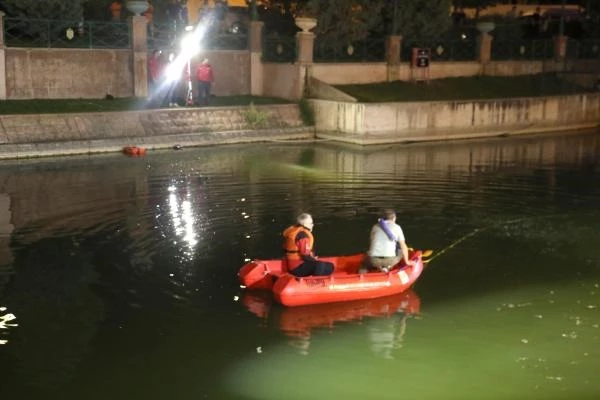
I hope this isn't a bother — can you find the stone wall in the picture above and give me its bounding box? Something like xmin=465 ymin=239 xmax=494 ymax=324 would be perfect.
xmin=5 ymin=48 xmax=134 ymax=99
xmin=2 ymin=44 xmax=595 ymax=100
xmin=262 ymin=62 xmax=303 ymax=100
xmin=4 ymin=48 xmax=250 ymax=100
xmin=0 ymin=104 xmax=313 ymax=158
xmin=312 ymin=60 xmax=574 ymax=86
xmin=311 ymin=93 xmax=600 ymax=143
xmin=190 ymin=51 xmax=250 ymax=96
xmin=308 ymin=77 xmax=357 ymax=102
xmin=312 ymin=63 xmax=389 ymax=85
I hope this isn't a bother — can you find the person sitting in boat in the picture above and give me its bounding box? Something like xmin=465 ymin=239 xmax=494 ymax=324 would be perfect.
xmin=282 ymin=213 xmax=334 ymax=277
xmin=360 ymin=209 xmax=415 ymax=273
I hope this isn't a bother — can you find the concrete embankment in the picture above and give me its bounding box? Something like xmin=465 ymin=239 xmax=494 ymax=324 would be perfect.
xmin=1 ymin=94 xmax=599 ymax=160
xmin=0 ymin=104 xmax=314 ymax=159
xmin=310 ymin=93 xmax=600 ymax=145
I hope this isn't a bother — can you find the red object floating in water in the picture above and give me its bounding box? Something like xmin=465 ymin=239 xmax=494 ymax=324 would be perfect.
xmin=122 ymin=146 xmax=146 ymax=157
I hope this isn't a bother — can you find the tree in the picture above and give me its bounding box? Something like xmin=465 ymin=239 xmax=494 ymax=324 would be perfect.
xmin=258 ymin=0 xmax=310 ymax=35
xmin=2 ymin=0 xmax=88 ymax=20
xmin=584 ymin=0 xmax=600 ymax=37
xmin=303 ymin=0 xmax=384 ymax=43
xmin=383 ymin=0 xmax=453 ymax=40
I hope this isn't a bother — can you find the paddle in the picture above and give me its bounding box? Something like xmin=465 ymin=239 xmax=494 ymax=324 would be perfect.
xmin=407 ymin=247 xmax=433 ymax=264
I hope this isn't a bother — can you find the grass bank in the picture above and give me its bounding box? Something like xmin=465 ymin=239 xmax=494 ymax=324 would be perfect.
xmin=0 ymin=95 xmax=291 ymax=115
xmin=336 ymin=74 xmax=594 ymax=103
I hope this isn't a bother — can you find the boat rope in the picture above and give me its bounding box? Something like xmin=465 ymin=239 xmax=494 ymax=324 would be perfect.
xmin=425 ymin=211 xmax=589 ymax=265
xmin=425 ymin=227 xmax=486 ymax=264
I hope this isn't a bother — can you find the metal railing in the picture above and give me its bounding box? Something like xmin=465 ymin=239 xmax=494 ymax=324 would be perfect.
xmin=202 ymin=33 xmax=247 ymax=50
xmin=492 ymin=39 xmax=554 ymax=61
xmin=148 ymin=21 xmax=248 ymax=51
xmin=262 ymin=35 xmax=296 ymax=63
xmin=566 ymin=39 xmax=600 ymax=60
xmin=314 ymin=37 xmax=386 ymax=63
xmin=4 ymin=18 xmax=130 ymax=49
xmin=402 ymin=39 xmax=478 ymax=62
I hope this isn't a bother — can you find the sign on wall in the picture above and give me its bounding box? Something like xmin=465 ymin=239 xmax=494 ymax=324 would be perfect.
xmin=411 ymin=47 xmax=431 ymax=83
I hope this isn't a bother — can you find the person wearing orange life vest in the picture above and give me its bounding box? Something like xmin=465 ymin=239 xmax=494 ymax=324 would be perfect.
xmin=282 ymin=213 xmax=334 ymax=277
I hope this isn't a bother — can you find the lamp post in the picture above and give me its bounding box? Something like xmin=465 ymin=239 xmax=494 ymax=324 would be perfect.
xmin=559 ymin=0 xmax=566 ymax=37
xmin=181 ymin=26 xmax=198 ymax=106
xmin=391 ymin=0 xmax=398 ymax=36
xmin=250 ymin=0 xmax=258 ymax=21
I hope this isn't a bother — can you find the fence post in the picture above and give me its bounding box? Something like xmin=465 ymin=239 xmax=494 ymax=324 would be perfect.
xmin=130 ymin=15 xmax=148 ymax=98
xmin=295 ymin=18 xmax=316 ymax=100
xmin=478 ymin=32 xmax=493 ymax=64
xmin=0 ymin=11 xmax=6 ymax=100
xmin=386 ymin=35 xmax=402 ymax=64
xmin=296 ymin=29 xmax=315 ymax=65
xmin=385 ymin=35 xmax=402 ymax=82
xmin=554 ymin=35 xmax=568 ymax=62
xmin=249 ymin=20 xmax=263 ymax=96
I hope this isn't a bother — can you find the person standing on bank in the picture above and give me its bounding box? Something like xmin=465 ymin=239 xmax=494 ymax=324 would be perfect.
xmin=360 ymin=209 xmax=415 ymax=274
xmin=194 ymin=58 xmax=214 ymax=106
xmin=109 ymin=0 xmax=122 ymax=21
xmin=283 ymin=213 xmax=334 ymax=277
xmin=147 ymin=49 xmax=163 ymax=102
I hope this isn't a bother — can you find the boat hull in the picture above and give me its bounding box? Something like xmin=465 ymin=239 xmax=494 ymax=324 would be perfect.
xmin=239 ymin=251 xmax=424 ymax=307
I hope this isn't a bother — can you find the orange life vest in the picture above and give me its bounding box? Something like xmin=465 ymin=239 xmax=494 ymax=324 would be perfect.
xmin=282 ymin=224 xmax=314 ymax=261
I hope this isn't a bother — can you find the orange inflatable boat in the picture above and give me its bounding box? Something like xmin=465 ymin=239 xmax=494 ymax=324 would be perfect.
xmin=238 ymin=250 xmax=424 ymax=307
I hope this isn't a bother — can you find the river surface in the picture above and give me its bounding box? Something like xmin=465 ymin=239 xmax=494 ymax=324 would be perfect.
xmin=0 ymin=131 xmax=599 ymax=400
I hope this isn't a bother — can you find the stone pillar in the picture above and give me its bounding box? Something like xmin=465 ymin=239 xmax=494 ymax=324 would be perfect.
xmin=385 ymin=35 xmax=402 ymax=64
xmin=296 ymin=31 xmax=315 ymax=65
xmin=554 ymin=35 xmax=568 ymax=61
xmin=385 ymin=35 xmax=402 ymax=82
xmin=295 ymin=18 xmax=316 ymax=99
xmin=0 ymin=12 xmax=7 ymax=100
xmin=295 ymin=32 xmax=315 ymax=99
xmin=478 ymin=32 xmax=493 ymax=64
xmin=130 ymin=15 xmax=148 ymax=98
xmin=249 ymin=20 xmax=263 ymax=96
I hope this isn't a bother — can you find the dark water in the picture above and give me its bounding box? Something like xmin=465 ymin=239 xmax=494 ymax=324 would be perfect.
xmin=0 ymin=132 xmax=599 ymax=400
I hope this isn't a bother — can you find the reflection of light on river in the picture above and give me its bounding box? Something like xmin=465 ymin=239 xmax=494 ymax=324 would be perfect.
xmin=168 ymin=184 xmax=198 ymax=260
xmin=0 ymin=306 xmax=18 ymax=345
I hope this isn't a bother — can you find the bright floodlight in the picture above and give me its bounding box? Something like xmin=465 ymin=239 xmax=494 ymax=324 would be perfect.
xmin=163 ymin=22 xmax=208 ymax=82
xmin=181 ymin=33 xmax=200 ymax=56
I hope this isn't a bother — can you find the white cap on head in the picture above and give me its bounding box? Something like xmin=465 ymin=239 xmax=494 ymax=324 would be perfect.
xmin=297 ymin=213 xmax=313 ymax=229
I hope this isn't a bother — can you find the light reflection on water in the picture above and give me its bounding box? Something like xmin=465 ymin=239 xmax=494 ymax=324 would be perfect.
xmin=0 ymin=131 xmax=598 ymax=399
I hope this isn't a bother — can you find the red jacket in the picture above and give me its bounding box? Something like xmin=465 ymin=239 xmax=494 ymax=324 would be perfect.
xmin=148 ymin=56 xmax=162 ymax=81
xmin=195 ymin=63 xmax=214 ymax=82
